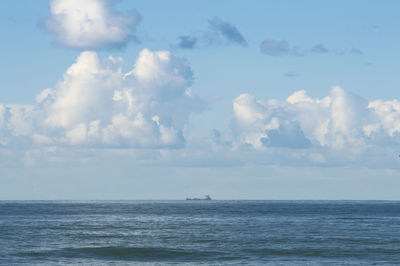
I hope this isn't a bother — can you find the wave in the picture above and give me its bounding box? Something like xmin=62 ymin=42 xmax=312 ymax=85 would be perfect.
xmin=241 ymin=247 xmax=400 ymax=258
xmin=15 ymin=246 xmax=232 ymax=262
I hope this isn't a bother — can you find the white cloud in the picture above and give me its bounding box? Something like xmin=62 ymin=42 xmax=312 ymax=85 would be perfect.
xmin=230 ymin=87 xmax=400 ymax=166
xmin=368 ymin=99 xmax=400 ymax=136
xmin=32 ymin=134 xmax=54 ymax=145
xmin=44 ymin=51 xmax=119 ymax=129
xmin=44 ymin=0 xmax=140 ymax=49
xmin=0 ymin=105 xmax=6 ymax=126
xmin=2 ymin=46 xmax=400 ymax=169
xmin=1 ymin=105 xmax=34 ymax=137
xmin=0 ymin=49 xmax=205 ymax=149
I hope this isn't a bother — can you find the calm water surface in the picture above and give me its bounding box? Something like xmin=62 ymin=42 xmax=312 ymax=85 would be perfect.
xmin=1 ymin=201 xmax=400 ymax=265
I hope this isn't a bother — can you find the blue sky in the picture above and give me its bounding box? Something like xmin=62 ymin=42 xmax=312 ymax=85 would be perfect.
xmin=1 ymin=0 xmax=400 ymax=200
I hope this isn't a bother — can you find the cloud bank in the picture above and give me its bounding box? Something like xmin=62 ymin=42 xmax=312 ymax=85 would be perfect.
xmin=44 ymin=0 xmax=141 ymax=49
xmin=0 ymin=49 xmax=205 ymax=148
xmin=0 ymin=48 xmax=398 ymax=168
xmin=231 ymin=87 xmax=400 ymax=166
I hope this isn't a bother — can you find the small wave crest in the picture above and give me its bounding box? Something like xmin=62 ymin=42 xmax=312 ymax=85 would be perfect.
xmin=16 ymin=246 xmax=228 ymax=262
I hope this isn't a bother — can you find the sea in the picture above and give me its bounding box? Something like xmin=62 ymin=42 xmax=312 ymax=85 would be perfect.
xmin=1 ymin=201 xmax=400 ymax=265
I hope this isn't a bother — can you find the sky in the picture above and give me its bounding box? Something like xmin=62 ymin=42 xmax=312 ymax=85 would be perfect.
xmin=1 ymin=0 xmax=400 ymax=200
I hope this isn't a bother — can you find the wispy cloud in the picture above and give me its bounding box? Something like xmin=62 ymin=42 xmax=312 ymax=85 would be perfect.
xmin=283 ymin=71 xmax=298 ymax=78
xmin=208 ymin=17 xmax=247 ymax=47
xmin=310 ymin=43 xmax=329 ymax=53
xmin=259 ymin=39 xmax=290 ymax=56
xmin=350 ymin=47 xmax=363 ymax=55
xmin=173 ymin=17 xmax=247 ymax=49
xmin=260 ymin=39 xmax=363 ymax=57
xmin=175 ymin=35 xmax=198 ymax=49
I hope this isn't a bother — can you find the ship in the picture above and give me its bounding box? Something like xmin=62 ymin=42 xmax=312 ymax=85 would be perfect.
xmin=186 ymin=195 xmax=212 ymax=200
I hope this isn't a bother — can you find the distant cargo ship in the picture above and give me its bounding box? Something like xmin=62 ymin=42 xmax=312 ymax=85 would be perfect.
xmin=186 ymin=195 xmax=212 ymax=201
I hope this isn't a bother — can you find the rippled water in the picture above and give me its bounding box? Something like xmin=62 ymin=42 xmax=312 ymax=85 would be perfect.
xmin=1 ymin=201 xmax=400 ymax=265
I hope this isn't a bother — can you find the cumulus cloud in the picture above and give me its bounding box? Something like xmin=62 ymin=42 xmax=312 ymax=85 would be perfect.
xmin=0 ymin=49 xmax=205 ymax=149
xmin=261 ymin=122 xmax=312 ymax=149
xmin=0 ymin=104 xmax=34 ymax=148
xmin=231 ymin=87 xmax=400 ymax=166
xmin=3 ymin=82 xmax=400 ymax=169
xmin=44 ymin=0 xmax=141 ymax=49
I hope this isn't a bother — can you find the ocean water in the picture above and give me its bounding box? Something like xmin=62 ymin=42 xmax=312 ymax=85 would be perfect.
xmin=1 ymin=201 xmax=400 ymax=265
